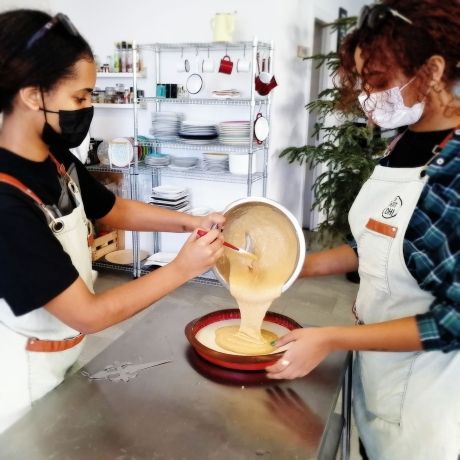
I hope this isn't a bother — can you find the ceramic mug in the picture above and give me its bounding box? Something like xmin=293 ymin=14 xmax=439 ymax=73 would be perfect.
xmin=202 ymin=58 xmax=215 ymax=73
xmin=156 ymin=84 xmax=166 ymax=98
xmin=218 ymin=55 xmax=233 ymax=74
xmin=176 ymin=58 xmax=190 ymax=73
xmin=237 ymin=59 xmax=250 ymax=73
xmin=255 ymin=72 xmax=278 ymax=96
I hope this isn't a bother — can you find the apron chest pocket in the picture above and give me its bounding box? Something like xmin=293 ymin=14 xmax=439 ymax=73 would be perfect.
xmin=357 ymin=219 xmax=396 ymax=295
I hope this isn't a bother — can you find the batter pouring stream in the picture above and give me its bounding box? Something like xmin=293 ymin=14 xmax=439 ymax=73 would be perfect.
xmin=215 ymin=205 xmax=297 ymax=355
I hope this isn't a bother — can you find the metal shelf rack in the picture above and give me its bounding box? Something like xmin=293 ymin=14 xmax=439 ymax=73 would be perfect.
xmin=89 ymin=38 xmax=273 ymax=279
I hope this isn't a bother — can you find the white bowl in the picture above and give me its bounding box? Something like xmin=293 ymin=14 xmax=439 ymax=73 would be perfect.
xmin=213 ymin=197 xmax=306 ymax=293
xmin=228 ymin=153 xmax=257 ymax=175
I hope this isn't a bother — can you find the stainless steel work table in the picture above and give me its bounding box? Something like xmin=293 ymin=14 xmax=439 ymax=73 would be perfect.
xmin=0 ymin=283 xmax=352 ymax=460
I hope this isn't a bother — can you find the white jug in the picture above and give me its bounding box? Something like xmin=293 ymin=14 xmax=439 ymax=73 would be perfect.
xmin=211 ymin=12 xmax=236 ymax=42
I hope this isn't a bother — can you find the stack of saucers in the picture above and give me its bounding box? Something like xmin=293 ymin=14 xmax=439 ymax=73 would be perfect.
xmin=202 ymin=153 xmax=229 ymax=172
xmin=144 ymin=152 xmax=170 ymax=167
xmin=218 ymin=121 xmax=252 ymax=145
xmin=150 ymin=185 xmax=190 ymax=212
xmin=178 ymin=121 xmax=219 ymax=145
xmin=168 ymin=156 xmax=199 ymax=171
xmin=150 ymin=112 xmax=182 ymax=141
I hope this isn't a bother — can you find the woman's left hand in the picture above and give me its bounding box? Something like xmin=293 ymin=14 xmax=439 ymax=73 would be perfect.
xmin=265 ymin=327 xmax=332 ymax=380
xmin=193 ymin=212 xmax=225 ymax=231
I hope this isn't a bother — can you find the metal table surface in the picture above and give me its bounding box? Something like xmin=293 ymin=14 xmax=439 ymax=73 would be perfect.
xmin=0 ymin=291 xmax=351 ymax=460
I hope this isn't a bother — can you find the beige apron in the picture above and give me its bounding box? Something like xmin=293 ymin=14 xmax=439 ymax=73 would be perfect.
xmin=0 ymin=156 xmax=94 ymax=433
xmin=349 ymin=160 xmax=460 ymax=459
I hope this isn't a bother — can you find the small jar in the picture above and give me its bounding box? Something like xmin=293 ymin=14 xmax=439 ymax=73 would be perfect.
xmin=105 ymin=86 xmax=116 ymax=103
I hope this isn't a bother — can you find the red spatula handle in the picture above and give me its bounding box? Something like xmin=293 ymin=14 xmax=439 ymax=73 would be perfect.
xmin=197 ymin=229 xmax=239 ymax=251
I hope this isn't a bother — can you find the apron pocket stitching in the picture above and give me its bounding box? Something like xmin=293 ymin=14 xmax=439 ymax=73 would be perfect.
xmin=397 ymin=352 xmax=421 ymax=429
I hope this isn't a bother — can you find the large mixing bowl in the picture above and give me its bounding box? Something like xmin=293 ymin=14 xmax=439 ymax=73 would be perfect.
xmin=214 ymin=197 xmax=306 ymax=292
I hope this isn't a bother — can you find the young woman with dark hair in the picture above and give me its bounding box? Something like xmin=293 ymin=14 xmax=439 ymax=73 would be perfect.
xmin=267 ymin=1 xmax=460 ymax=458
xmin=0 ymin=9 xmax=224 ymax=432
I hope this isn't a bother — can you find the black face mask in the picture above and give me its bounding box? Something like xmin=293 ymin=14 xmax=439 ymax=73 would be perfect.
xmin=41 ymin=106 xmax=94 ymax=149
xmin=40 ymin=92 xmax=94 ymax=149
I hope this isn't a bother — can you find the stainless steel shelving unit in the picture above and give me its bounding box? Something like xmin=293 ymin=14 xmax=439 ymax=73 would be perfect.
xmin=89 ymin=38 xmax=273 ymax=279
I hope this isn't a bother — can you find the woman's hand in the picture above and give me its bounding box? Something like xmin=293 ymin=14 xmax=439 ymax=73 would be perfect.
xmin=170 ymin=228 xmax=224 ymax=280
xmin=192 ymin=212 xmax=225 ymax=231
xmin=265 ymin=327 xmax=333 ymax=380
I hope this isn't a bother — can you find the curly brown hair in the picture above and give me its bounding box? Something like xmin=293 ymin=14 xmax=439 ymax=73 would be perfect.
xmin=337 ymin=0 xmax=460 ymax=112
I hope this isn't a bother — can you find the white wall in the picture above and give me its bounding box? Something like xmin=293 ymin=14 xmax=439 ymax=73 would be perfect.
xmin=1 ymin=0 xmax=49 ymax=10
xmin=2 ymin=0 xmax=366 ymax=226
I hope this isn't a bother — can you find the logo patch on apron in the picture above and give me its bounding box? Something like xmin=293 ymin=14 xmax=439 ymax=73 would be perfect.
xmin=382 ymin=196 xmax=402 ymax=219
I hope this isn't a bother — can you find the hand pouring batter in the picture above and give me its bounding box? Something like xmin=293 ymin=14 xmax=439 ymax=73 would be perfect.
xmin=213 ymin=198 xmax=305 ymax=355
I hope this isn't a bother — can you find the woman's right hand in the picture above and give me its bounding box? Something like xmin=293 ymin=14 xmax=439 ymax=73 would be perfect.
xmin=171 ymin=228 xmax=225 ymax=280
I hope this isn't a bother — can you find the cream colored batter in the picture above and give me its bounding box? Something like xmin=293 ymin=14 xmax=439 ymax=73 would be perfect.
xmin=215 ymin=204 xmax=298 ymax=355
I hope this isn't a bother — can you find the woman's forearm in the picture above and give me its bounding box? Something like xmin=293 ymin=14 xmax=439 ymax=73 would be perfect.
xmin=98 ymin=197 xmax=197 ymax=232
xmin=327 ymin=317 xmax=423 ymax=352
xmin=301 ymin=244 xmax=359 ymax=277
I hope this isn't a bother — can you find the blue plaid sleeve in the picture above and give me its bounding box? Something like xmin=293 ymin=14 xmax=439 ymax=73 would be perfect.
xmin=404 ymin=134 xmax=460 ymax=352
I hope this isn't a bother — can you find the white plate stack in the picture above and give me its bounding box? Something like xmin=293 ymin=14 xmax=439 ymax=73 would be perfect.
xmin=178 ymin=121 xmax=219 ymax=145
xmin=150 ymin=185 xmax=190 ymax=212
xmin=202 ymin=153 xmax=229 ymax=172
xmin=218 ymin=121 xmax=252 ymax=145
xmin=150 ymin=112 xmax=182 ymax=141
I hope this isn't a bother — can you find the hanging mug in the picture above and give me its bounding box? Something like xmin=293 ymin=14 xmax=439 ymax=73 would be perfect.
xmin=218 ymin=55 xmax=234 ymax=74
xmin=202 ymin=58 xmax=215 ymax=73
xmin=237 ymin=58 xmax=250 ymax=73
xmin=176 ymin=58 xmax=190 ymax=73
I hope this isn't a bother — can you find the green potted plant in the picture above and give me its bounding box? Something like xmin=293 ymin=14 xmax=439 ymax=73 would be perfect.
xmin=281 ymin=18 xmax=388 ymax=249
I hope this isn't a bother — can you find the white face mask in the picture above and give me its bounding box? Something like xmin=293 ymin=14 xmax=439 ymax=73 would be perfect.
xmin=358 ymin=78 xmax=424 ymax=129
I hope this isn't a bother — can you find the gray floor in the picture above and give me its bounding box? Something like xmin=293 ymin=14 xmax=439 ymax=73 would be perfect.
xmin=75 ymin=265 xmax=362 ymax=460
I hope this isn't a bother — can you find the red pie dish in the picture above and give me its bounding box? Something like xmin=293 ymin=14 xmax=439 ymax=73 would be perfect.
xmin=184 ymin=309 xmax=302 ymax=371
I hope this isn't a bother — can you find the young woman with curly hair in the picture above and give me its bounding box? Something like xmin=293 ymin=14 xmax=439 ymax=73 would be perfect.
xmin=267 ymin=1 xmax=460 ymax=458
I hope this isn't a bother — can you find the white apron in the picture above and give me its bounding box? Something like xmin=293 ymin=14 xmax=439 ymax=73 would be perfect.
xmin=0 ymin=158 xmax=94 ymax=433
xmin=349 ymin=161 xmax=460 ymax=459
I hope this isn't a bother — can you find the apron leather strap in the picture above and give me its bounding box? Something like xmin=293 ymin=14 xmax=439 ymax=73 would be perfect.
xmin=26 ymin=334 xmax=85 ymax=352
xmin=0 ymin=173 xmax=45 ymax=206
xmin=48 ymin=151 xmax=67 ymax=177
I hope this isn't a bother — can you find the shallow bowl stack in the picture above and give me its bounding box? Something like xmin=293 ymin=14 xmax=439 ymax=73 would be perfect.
xmin=168 ymin=156 xmax=199 ymax=171
xmin=144 ymin=152 xmax=170 ymax=167
xmin=202 ymin=153 xmax=229 ymax=172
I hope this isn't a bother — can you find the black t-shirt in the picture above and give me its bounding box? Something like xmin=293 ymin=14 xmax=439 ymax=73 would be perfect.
xmin=0 ymin=146 xmax=116 ymax=316
xmin=380 ymin=128 xmax=452 ymax=168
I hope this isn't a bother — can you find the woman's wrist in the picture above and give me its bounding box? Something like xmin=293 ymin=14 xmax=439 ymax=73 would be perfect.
xmin=177 ymin=213 xmax=198 ymax=232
